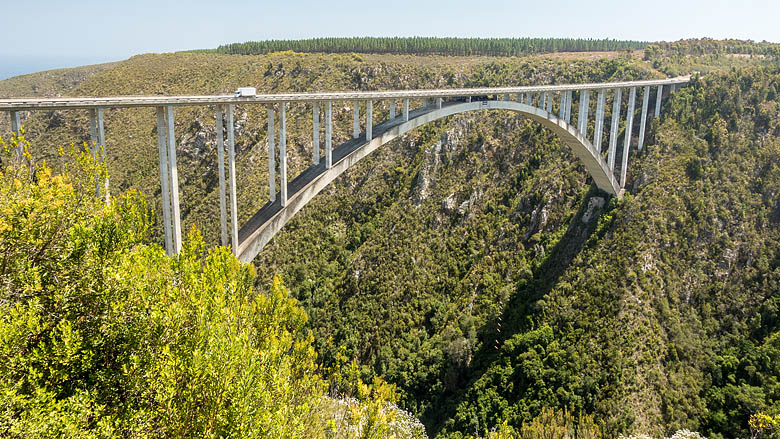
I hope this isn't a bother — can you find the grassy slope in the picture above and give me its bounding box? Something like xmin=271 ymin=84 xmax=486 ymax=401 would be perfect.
xmin=0 ymin=61 xmax=119 ymax=98
xmin=0 ymin=61 xmax=119 ymax=132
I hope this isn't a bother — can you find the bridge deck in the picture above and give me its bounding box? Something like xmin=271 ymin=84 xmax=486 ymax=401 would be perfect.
xmin=0 ymin=77 xmax=690 ymax=111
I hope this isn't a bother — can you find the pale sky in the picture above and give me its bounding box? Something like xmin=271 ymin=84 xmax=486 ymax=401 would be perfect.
xmin=1 ymin=0 xmax=777 ymax=78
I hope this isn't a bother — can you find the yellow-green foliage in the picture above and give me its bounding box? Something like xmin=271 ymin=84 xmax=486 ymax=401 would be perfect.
xmin=473 ymin=407 xmax=603 ymax=439
xmin=750 ymin=413 xmax=780 ymax=439
xmin=322 ymin=375 xmax=426 ymax=439
xmin=0 ymin=135 xmax=422 ymax=438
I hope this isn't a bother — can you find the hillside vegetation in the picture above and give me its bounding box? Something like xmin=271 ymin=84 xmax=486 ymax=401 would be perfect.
xmin=1 ymin=42 xmax=779 ymax=438
xmin=0 ymin=61 xmax=119 ymax=99
xmin=646 ymin=38 xmax=780 ymax=57
xmin=644 ymin=39 xmax=778 ymax=77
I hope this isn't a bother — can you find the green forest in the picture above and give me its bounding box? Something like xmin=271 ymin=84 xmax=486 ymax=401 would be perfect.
xmin=645 ymin=38 xmax=780 ymax=57
xmin=1 ymin=38 xmax=780 ymax=438
xmin=200 ymin=37 xmax=648 ymax=57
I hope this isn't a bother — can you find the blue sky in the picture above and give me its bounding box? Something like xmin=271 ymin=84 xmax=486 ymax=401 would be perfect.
xmin=1 ymin=0 xmax=777 ymax=79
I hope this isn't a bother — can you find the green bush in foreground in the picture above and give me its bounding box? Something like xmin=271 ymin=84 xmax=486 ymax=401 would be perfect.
xmin=0 ymin=134 xmax=425 ymax=438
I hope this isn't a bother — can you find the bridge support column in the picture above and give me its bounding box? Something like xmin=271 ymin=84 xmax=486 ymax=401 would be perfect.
xmin=436 ymin=97 xmax=443 ymax=109
xmin=267 ymin=107 xmax=276 ymax=203
xmin=607 ymin=88 xmax=623 ymax=171
xmin=88 ymin=108 xmax=108 ymax=200
xmin=390 ymin=101 xmax=396 ymax=119
xmin=638 ymin=86 xmax=650 ymax=151
xmin=155 ymin=107 xmax=173 ymax=255
xmin=165 ymin=106 xmax=182 ymax=254
xmin=655 ymin=85 xmax=663 ymax=118
xmin=325 ymin=100 xmax=332 ymax=169
xmin=578 ymin=90 xmax=590 ymax=137
xmin=89 ymin=110 xmax=97 ymax=147
xmin=216 ymin=106 xmax=228 ymax=246
xmin=620 ymin=87 xmax=636 ymax=188
xmin=558 ymin=92 xmax=566 ymax=119
xmin=504 ymin=93 xmax=510 ymax=102
xmin=517 ymin=93 xmax=524 ymax=104
xmin=403 ymin=99 xmax=409 ymax=122
xmin=564 ymin=90 xmax=572 ymax=123
xmin=366 ymin=100 xmax=373 ymax=140
xmin=226 ymin=104 xmax=239 ymax=253
xmin=9 ymin=111 xmax=20 ymax=134
xmin=9 ymin=111 xmax=22 ymax=158
xmin=88 ymin=109 xmax=100 ymax=197
xmin=313 ymin=101 xmax=320 ymax=165
xmin=353 ymin=101 xmax=359 ymax=139
xmin=280 ymin=102 xmax=287 ymax=207
xmin=98 ymin=108 xmax=109 ymax=203
xmin=546 ymin=92 xmax=553 ymax=113
xmin=593 ymin=89 xmax=606 ymax=153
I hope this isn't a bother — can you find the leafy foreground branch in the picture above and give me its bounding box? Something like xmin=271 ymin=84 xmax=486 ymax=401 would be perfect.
xmin=0 ymin=134 xmax=425 ymax=438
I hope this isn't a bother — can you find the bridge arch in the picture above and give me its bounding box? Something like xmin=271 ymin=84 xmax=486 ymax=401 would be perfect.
xmin=236 ymin=100 xmax=620 ymax=262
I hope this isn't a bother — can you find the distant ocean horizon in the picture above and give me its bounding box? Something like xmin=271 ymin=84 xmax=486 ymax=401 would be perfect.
xmin=0 ymin=55 xmax=120 ymax=81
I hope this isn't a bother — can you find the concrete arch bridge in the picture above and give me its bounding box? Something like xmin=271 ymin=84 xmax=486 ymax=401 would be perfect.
xmin=0 ymin=76 xmax=689 ymax=262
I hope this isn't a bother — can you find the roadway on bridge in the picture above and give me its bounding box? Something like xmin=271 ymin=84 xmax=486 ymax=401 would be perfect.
xmin=0 ymin=77 xmax=690 ymax=111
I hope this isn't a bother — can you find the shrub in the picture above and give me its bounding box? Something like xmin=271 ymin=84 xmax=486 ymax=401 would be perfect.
xmin=0 ymin=134 xmax=423 ymax=438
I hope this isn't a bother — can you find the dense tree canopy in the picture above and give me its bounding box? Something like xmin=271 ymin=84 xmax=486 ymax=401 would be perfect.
xmin=202 ymin=37 xmax=648 ymax=57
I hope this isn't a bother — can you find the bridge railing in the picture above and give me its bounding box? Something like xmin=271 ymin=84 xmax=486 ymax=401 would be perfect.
xmin=1 ymin=76 xmax=690 ymax=257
